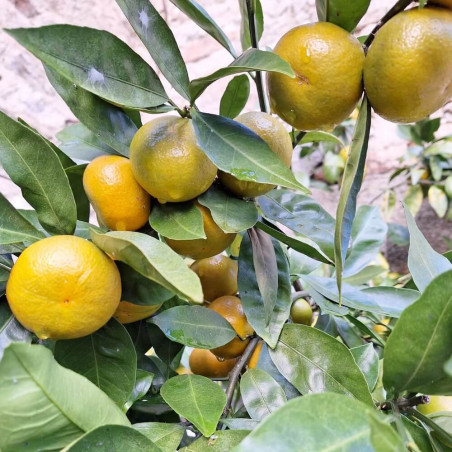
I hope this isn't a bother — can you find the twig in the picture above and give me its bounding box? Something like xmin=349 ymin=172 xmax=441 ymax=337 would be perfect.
xmin=380 ymin=395 xmax=429 ymax=412
xmin=223 ymin=337 xmax=260 ymax=415
xmin=291 ymin=290 xmax=309 ymax=302
xmin=292 ymin=279 xmax=303 ymax=292
xmin=168 ymin=99 xmax=190 ymax=118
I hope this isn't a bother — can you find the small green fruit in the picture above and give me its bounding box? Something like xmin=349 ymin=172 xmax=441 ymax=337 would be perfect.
xmin=290 ymin=298 xmax=313 ymax=325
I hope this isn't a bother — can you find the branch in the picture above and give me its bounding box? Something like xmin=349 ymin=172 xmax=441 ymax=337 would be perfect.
xmin=380 ymin=395 xmax=429 ymax=411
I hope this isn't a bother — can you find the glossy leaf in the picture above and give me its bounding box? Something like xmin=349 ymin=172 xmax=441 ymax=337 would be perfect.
xmin=259 ymin=190 xmax=335 ymax=260
xmin=198 ymin=184 xmax=258 ymax=233
xmin=240 ymin=369 xmax=287 ymax=421
xmin=45 ymin=67 xmax=137 ymax=156
xmin=169 ymin=0 xmax=237 ymax=57
xmin=6 ymin=25 xmax=168 ymax=108
xmin=402 ymin=417 xmax=434 ymax=452
xmin=343 ymin=265 xmax=386 ymax=286
xmin=149 ymin=305 xmax=236 ymax=348
xmin=383 ymin=271 xmax=452 ymax=396
xmin=116 ymin=0 xmax=190 ymax=100
xmin=219 ymin=75 xmax=250 ymax=119
xmin=350 ymin=343 xmax=379 ymax=391
xmin=0 ymin=194 xmax=45 ymax=245
xmin=160 ymin=375 xmax=226 ymax=437
xmin=362 ymin=286 xmax=420 ymax=318
xmin=133 ymin=422 xmax=185 ymax=451
xmin=91 ymin=230 xmax=203 ymax=303
xmin=318 ymin=0 xmax=370 ymax=31
xmin=428 ymin=185 xmax=448 ymax=218
xmin=239 ymin=0 xmax=264 ymax=50
xmin=180 ymin=430 xmax=249 ymax=451
xmin=124 ymin=370 xmax=153 ymax=411
xmin=147 ymin=324 xmax=184 ymax=368
xmin=308 ymin=285 xmax=349 ymax=316
xmin=65 ymin=164 xmax=90 ymax=222
xmin=63 ymin=425 xmax=159 ymax=451
xmin=270 ymin=324 xmax=373 ymax=405
xmin=0 ymin=302 xmax=31 ymax=360
xmin=189 ymin=49 xmax=294 ymax=101
xmin=0 ymin=111 xmax=77 ymax=235
xmin=238 ymin=232 xmax=291 ymax=348
xmin=235 ymin=393 xmax=393 ymax=452
xmin=299 ymin=130 xmax=344 ymax=146
xmin=334 ymin=96 xmax=371 ymax=298
xmin=404 ymin=203 xmax=452 ymax=292
xmin=0 ymin=343 xmax=129 ymax=451
xmin=368 ymin=414 xmax=405 ymax=452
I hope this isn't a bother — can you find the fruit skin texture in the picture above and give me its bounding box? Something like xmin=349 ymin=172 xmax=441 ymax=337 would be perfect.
xmin=189 ymin=348 xmax=237 ymax=378
xmin=129 ymin=116 xmax=217 ymax=203
xmin=364 ymin=7 xmax=452 ymax=124
xmin=248 ymin=340 xmax=264 ymax=369
xmin=208 ymin=295 xmax=254 ymax=359
xmin=165 ymin=203 xmax=236 ymax=259
xmin=83 ymin=155 xmax=150 ymax=231
xmin=113 ymin=301 xmax=162 ymax=324
xmin=290 ymin=298 xmax=313 ymax=325
xmin=417 ymin=396 xmax=452 ymax=415
xmin=268 ymin=22 xmax=364 ymax=131
xmin=6 ymin=236 xmax=121 ymax=340
xmin=190 ymin=255 xmax=238 ymax=301
xmin=218 ymin=112 xmax=293 ymax=197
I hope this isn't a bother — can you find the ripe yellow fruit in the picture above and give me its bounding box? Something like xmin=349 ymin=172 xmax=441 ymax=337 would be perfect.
xmin=218 ymin=112 xmax=293 ymax=197
xmin=268 ymin=22 xmax=365 ymax=131
xmin=190 ymin=255 xmax=238 ymax=301
xmin=290 ymin=298 xmax=313 ymax=325
xmin=373 ymin=318 xmax=390 ymax=335
xmin=417 ymin=396 xmax=452 ymax=415
xmin=248 ymin=340 xmax=264 ymax=369
xmin=113 ymin=301 xmax=162 ymax=324
xmin=364 ymin=7 xmax=452 ymax=123
xmin=165 ymin=203 xmax=236 ymax=259
xmin=6 ymin=236 xmax=121 ymax=340
xmin=189 ymin=348 xmax=237 ymax=378
xmin=83 ymin=155 xmax=150 ymax=231
xmin=129 ymin=116 xmax=217 ymax=203
xmin=208 ymin=295 xmax=254 ymax=359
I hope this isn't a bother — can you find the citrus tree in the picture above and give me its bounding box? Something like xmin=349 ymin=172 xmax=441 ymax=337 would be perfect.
xmin=0 ymin=0 xmax=452 ymax=450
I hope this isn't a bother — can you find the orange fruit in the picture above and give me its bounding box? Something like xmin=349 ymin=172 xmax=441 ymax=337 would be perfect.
xmin=189 ymin=348 xmax=236 ymax=378
xmin=248 ymin=340 xmax=264 ymax=369
xmin=113 ymin=301 xmax=162 ymax=324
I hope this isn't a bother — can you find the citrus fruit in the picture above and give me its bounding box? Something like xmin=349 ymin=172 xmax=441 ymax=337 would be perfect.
xmin=248 ymin=340 xmax=264 ymax=369
xmin=189 ymin=348 xmax=237 ymax=378
xmin=113 ymin=301 xmax=162 ymax=324
xmin=176 ymin=366 xmax=192 ymax=375
xmin=164 ymin=203 xmax=236 ymax=259
xmin=417 ymin=396 xmax=452 ymax=415
xmin=6 ymin=235 xmax=121 ymax=340
xmin=129 ymin=116 xmax=217 ymax=203
xmin=208 ymin=295 xmax=254 ymax=359
xmin=290 ymin=298 xmax=313 ymax=325
xmin=268 ymin=22 xmax=365 ymax=131
xmin=364 ymin=7 xmax=452 ymax=123
xmin=373 ymin=318 xmax=390 ymax=335
xmin=218 ymin=112 xmax=293 ymax=197
xmin=83 ymin=155 xmax=150 ymax=231
xmin=190 ymin=255 xmax=238 ymax=301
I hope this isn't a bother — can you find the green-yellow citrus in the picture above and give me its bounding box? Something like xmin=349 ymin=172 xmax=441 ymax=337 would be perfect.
xmin=417 ymin=395 xmax=452 ymax=415
xmin=113 ymin=301 xmax=162 ymax=324
xmin=218 ymin=112 xmax=293 ymax=197
xmin=290 ymin=298 xmax=313 ymax=325
xmin=364 ymin=7 xmax=452 ymax=123
xmin=189 ymin=348 xmax=237 ymax=378
xmin=129 ymin=116 xmax=217 ymax=203
xmin=268 ymin=22 xmax=365 ymax=131
xmin=6 ymin=236 xmax=121 ymax=340
xmin=83 ymin=155 xmax=150 ymax=231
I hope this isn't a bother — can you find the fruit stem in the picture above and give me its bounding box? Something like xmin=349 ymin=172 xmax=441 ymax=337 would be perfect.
xmin=363 ymin=0 xmax=414 ymax=51
xmin=169 ymin=99 xmax=191 ymax=118
xmin=245 ymin=0 xmax=268 ymax=113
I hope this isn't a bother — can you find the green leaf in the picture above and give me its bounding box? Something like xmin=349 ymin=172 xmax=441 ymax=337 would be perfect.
xmin=54 ymin=319 xmax=137 ymax=407
xmin=404 ymin=184 xmax=423 ymax=217
xmin=259 ymin=190 xmax=335 ymax=260
xmin=90 ymin=230 xmax=203 ymax=303
xmin=238 ymin=233 xmax=291 ymax=347
xmin=316 ymin=0 xmax=328 ymax=21
xmin=198 ymin=185 xmax=258 ymax=233
xmin=0 ymin=302 xmax=31 ymax=360
xmin=368 ymin=413 xmax=405 ymax=452
xmin=383 ymin=271 xmax=452 ymax=396
xmin=343 ymin=265 xmax=386 ymax=286
xmin=180 ymin=430 xmax=249 ymax=451
xmin=221 ymin=419 xmax=260 ymax=431
xmin=160 ymin=374 xmax=226 ymax=437
xmin=192 ymin=111 xmax=306 ymax=193
xmin=133 ymin=422 xmax=185 ymax=451
xmin=6 ymin=25 xmax=168 ymax=108
xmin=323 ymin=151 xmax=345 ymax=184
xmin=428 ymin=185 xmax=448 ymax=218
xmin=334 ymin=96 xmax=371 ymax=299
xmin=0 ymin=343 xmax=129 ymax=451
xmin=149 ymin=305 xmax=237 ymax=348
xmin=269 ymin=324 xmax=373 ymax=405
xmin=402 ymin=417 xmax=434 ymax=452
xmin=299 ymin=130 xmax=344 ymax=146
xmin=0 ymin=194 xmax=45 ymax=245
xmin=0 ymin=258 xmax=12 ymax=296
xmin=116 ymin=0 xmax=190 ymax=100
xmin=147 ymin=324 xmax=184 ymax=370
xmin=56 ymin=123 xmax=117 ymax=162
xmin=45 ymin=67 xmax=137 ymax=156
xmin=189 ymin=49 xmax=294 ymax=101
xmin=0 ymin=111 xmax=77 ymax=235
xmin=350 ymin=343 xmax=379 ymax=392
xmin=240 ymin=369 xmax=287 ymax=421
xmin=404 ymin=203 xmax=452 ymax=292
xmin=63 ymin=425 xmax=159 ymax=451
xmin=239 ymin=0 xmax=264 ymax=50
xmin=150 ymin=201 xmax=206 ymax=240
xmin=429 ymin=155 xmax=443 ymax=181
xmin=323 ymin=0 xmax=371 ymax=31
xmin=169 ymin=0 xmax=237 ymax=57
xmin=234 ymin=393 xmax=393 ymax=452
xmin=124 ymin=370 xmax=153 ymax=411
xmin=65 ymin=164 xmax=90 ymax=222
xmin=219 ymin=75 xmax=250 ymax=119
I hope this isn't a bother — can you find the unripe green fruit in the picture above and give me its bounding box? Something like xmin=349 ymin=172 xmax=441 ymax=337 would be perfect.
xmin=417 ymin=395 xmax=452 ymax=415
xmin=290 ymin=298 xmax=313 ymax=325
